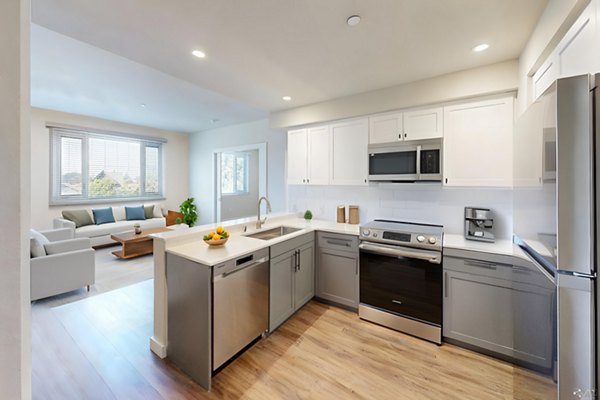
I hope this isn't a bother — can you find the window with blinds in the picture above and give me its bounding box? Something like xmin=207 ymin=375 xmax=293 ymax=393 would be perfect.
xmin=50 ymin=126 xmax=165 ymax=204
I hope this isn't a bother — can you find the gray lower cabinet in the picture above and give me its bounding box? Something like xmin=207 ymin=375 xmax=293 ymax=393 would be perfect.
xmin=443 ymin=248 xmax=555 ymax=370
xmin=316 ymin=232 xmax=359 ymax=309
xmin=269 ymin=232 xmax=315 ymax=332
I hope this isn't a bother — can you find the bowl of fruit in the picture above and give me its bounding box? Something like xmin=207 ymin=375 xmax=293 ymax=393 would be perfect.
xmin=203 ymin=226 xmax=230 ymax=246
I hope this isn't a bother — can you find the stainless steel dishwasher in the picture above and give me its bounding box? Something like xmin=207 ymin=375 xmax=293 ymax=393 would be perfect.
xmin=212 ymin=247 xmax=269 ymax=370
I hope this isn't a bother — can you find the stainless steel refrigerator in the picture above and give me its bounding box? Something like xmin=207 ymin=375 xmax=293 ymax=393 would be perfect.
xmin=514 ymin=73 xmax=597 ymax=399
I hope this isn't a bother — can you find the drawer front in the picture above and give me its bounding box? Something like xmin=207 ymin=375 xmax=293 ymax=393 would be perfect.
xmin=270 ymin=232 xmax=314 ymax=259
xmin=444 ymin=254 xmax=513 ymax=281
xmin=317 ymin=232 xmax=358 ymax=253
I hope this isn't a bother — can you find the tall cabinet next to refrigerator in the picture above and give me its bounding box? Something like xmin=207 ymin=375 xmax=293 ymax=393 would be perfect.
xmin=514 ymin=74 xmax=597 ymax=399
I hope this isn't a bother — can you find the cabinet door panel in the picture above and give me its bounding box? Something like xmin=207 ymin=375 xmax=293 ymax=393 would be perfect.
xmin=533 ymin=57 xmax=558 ymax=100
xmin=443 ymin=271 xmax=514 ymax=352
xmin=369 ymin=112 xmax=403 ymax=144
xmin=443 ymin=96 xmax=514 ymax=187
xmin=317 ymin=249 xmax=358 ymax=309
xmin=294 ymin=244 xmax=314 ymax=309
xmin=269 ymin=253 xmax=295 ymax=332
xmin=287 ymin=129 xmax=307 ymax=185
xmin=331 ymin=119 xmax=368 ymax=185
xmin=558 ymin=5 xmax=597 ymax=78
xmin=403 ymin=107 xmax=443 ymax=140
xmin=307 ymin=126 xmax=330 ymax=185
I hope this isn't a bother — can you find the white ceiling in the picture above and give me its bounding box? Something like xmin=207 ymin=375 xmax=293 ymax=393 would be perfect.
xmin=31 ymin=0 xmax=548 ymax=133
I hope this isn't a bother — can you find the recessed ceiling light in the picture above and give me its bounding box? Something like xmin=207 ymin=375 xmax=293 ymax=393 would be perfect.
xmin=282 ymin=96 xmax=292 ymax=101
xmin=347 ymin=15 xmax=361 ymax=26
xmin=192 ymin=50 xmax=206 ymax=58
xmin=140 ymin=103 xmax=146 ymax=108
xmin=472 ymin=43 xmax=489 ymax=52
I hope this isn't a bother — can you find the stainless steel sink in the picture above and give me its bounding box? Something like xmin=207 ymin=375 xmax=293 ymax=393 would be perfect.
xmin=245 ymin=226 xmax=302 ymax=241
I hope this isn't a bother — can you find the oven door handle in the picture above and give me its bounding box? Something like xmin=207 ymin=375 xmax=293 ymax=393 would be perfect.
xmin=359 ymin=243 xmax=442 ymax=264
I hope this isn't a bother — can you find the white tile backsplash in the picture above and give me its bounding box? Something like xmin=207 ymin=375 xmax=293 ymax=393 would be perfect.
xmin=287 ymin=184 xmax=513 ymax=239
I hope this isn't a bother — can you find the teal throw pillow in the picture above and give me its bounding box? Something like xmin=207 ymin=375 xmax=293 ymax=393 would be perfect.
xmin=92 ymin=208 xmax=115 ymax=225
xmin=126 ymin=205 xmax=146 ymax=221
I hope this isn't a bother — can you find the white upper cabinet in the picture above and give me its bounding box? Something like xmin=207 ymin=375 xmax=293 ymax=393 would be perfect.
xmin=287 ymin=126 xmax=331 ymax=185
xmin=368 ymin=112 xmax=403 ymax=144
xmin=307 ymin=126 xmax=330 ymax=185
xmin=514 ymin=102 xmax=543 ymax=187
xmin=533 ymin=0 xmax=600 ymax=100
xmin=403 ymin=107 xmax=443 ymax=140
xmin=287 ymin=128 xmax=308 ymax=184
xmin=557 ymin=3 xmax=598 ymax=79
xmin=532 ymin=56 xmax=559 ymax=100
xmin=443 ymin=96 xmax=514 ymax=187
xmin=330 ymin=118 xmax=369 ymax=186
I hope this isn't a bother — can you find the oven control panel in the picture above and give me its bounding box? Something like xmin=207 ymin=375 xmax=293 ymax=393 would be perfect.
xmin=360 ymin=223 xmax=443 ymax=251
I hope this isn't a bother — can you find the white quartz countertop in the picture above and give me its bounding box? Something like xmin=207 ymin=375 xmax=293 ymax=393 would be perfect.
xmin=443 ymin=233 xmax=554 ymax=261
xmin=163 ymin=214 xmax=552 ymax=266
xmin=443 ymin=234 xmax=516 ymax=256
xmin=164 ymin=216 xmax=360 ymax=266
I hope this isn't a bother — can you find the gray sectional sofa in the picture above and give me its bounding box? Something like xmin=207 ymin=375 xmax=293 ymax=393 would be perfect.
xmin=53 ymin=204 xmax=167 ymax=246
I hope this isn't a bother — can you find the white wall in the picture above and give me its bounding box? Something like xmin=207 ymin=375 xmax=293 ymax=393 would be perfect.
xmin=189 ymin=119 xmax=286 ymax=225
xmin=220 ymin=149 xmax=259 ymax=220
xmin=30 ymin=108 xmax=190 ymax=229
xmin=0 ymin=0 xmax=31 ymax=398
xmin=288 ymin=185 xmax=513 ymax=240
xmin=270 ymin=60 xmax=519 ymax=128
xmin=517 ymin=0 xmax=590 ymax=114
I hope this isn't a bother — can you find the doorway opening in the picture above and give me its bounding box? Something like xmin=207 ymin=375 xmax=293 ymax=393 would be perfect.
xmin=214 ymin=143 xmax=267 ymax=222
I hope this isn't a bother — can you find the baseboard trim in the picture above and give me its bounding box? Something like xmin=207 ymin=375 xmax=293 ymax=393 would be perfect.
xmin=150 ymin=336 xmax=167 ymax=358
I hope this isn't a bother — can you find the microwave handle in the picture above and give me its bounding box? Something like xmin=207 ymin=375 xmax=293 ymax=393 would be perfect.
xmin=416 ymin=145 xmax=421 ymax=180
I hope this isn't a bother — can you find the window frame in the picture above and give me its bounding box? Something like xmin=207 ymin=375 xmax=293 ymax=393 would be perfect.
xmin=49 ymin=127 xmax=165 ymax=205
xmin=220 ymin=151 xmax=250 ymax=196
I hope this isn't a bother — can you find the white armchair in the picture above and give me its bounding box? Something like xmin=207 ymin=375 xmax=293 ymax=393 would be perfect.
xmin=30 ymin=228 xmax=95 ymax=301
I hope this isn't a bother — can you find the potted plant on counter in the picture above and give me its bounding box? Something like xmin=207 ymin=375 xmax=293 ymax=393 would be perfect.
xmin=180 ymin=197 xmax=198 ymax=227
xmin=304 ymin=210 xmax=313 ymax=222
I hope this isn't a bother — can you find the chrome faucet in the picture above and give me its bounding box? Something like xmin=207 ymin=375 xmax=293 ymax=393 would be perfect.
xmin=256 ymin=196 xmax=272 ymax=229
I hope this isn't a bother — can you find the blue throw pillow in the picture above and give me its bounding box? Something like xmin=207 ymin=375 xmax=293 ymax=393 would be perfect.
xmin=92 ymin=207 xmax=115 ymax=225
xmin=125 ymin=205 xmax=146 ymax=221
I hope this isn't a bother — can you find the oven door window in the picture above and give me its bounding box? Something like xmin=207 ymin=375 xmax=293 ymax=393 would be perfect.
xmin=420 ymin=149 xmax=440 ymax=175
xmin=360 ymin=251 xmax=442 ymax=326
xmin=369 ymin=151 xmax=416 ymax=175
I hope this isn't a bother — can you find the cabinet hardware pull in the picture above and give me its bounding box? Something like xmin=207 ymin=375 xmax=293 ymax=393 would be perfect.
xmin=307 ymin=179 xmax=310 ymax=183
xmin=326 ymin=240 xmax=351 ymax=247
xmin=391 ymin=299 xmax=403 ymax=305
xmin=464 ymin=260 xmax=497 ymax=269
xmin=444 ymin=272 xmax=449 ymax=297
xmin=404 ymin=133 xmax=407 ymax=138
xmin=398 ymin=133 xmax=401 ymax=140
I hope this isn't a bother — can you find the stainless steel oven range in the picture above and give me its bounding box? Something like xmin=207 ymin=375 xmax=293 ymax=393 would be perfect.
xmin=359 ymin=220 xmax=443 ymax=344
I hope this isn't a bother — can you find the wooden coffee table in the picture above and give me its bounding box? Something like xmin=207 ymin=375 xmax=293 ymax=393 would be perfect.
xmin=111 ymin=227 xmax=172 ymax=259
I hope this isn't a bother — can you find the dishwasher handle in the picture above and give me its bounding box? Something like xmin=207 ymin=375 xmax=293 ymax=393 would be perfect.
xmin=214 ymin=256 xmax=269 ymax=281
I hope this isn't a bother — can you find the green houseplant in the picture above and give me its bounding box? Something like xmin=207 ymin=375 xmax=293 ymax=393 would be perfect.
xmin=180 ymin=197 xmax=198 ymax=227
xmin=303 ymin=210 xmax=313 ymax=221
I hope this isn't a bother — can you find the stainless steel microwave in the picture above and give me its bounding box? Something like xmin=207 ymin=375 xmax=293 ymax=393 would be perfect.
xmin=368 ymin=140 xmax=442 ymax=182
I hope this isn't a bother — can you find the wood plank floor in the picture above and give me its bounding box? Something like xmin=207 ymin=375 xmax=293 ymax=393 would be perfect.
xmin=32 ymin=248 xmax=556 ymax=400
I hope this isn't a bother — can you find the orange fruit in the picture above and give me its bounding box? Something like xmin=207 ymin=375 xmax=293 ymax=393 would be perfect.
xmin=216 ymin=226 xmax=224 ymax=234
xmin=212 ymin=234 xmax=221 ymax=240
xmin=209 ymin=231 xmax=216 ymax=237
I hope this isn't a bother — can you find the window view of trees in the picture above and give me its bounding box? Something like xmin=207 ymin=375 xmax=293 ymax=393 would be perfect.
xmin=221 ymin=152 xmax=248 ymax=195
xmin=53 ymin=129 xmax=163 ymax=203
